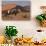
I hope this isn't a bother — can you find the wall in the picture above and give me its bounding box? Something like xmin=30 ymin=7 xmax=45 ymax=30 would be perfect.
xmin=0 ymin=0 xmax=46 ymax=42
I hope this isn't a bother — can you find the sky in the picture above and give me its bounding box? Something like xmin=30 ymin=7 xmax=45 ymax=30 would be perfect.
xmin=3 ymin=0 xmax=30 ymax=1
xmin=2 ymin=0 xmax=30 ymax=6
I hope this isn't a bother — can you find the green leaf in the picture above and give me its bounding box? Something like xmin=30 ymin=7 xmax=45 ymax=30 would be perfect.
xmin=36 ymin=15 xmax=44 ymax=21
xmin=44 ymin=15 xmax=46 ymax=20
xmin=5 ymin=26 xmax=18 ymax=39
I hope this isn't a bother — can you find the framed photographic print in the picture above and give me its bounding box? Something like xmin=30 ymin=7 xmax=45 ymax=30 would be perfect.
xmin=2 ymin=0 xmax=31 ymax=21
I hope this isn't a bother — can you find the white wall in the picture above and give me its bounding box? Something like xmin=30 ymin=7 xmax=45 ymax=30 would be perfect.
xmin=0 ymin=0 xmax=46 ymax=42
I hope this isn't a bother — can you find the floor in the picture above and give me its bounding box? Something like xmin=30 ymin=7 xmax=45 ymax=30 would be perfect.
xmin=14 ymin=43 xmax=46 ymax=46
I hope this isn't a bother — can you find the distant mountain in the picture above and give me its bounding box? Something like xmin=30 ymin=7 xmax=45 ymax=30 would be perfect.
xmin=12 ymin=5 xmax=23 ymax=9
xmin=24 ymin=6 xmax=30 ymax=9
xmin=11 ymin=5 xmax=30 ymax=12
xmin=11 ymin=5 xmax=23 ymax=12
xmin=23 ymin=6 xmax=30 ymax=12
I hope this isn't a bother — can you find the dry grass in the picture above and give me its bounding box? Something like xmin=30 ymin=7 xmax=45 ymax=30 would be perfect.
xmin=2 ymin=12 xmax=30 ymax=21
